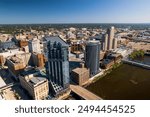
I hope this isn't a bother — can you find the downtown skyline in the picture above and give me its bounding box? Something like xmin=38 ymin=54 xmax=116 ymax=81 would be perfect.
xmin=0 ymin=0 xmax=150 ymax=24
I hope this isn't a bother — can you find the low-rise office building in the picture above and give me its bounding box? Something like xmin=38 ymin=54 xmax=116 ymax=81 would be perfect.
xmin=101 ymin=59 xmax=115 ymax=69
xmin=107 ymin=53 xmax=123 ymax=63
xmin=0 ymin=55 xmax=4 ymax=66
xmin=0 ymin=40 xmax=16 ymax=50
xmin=19 ymin=40 xmax=28 ymax=47
xmin=19 ymin=74 xmax=49 ymax=100
xmin=6 ymin=53 xmax=32 ymax=79
xmin=71 ymin=64 xmax=90 ymax=86
xmin=7 ymin=56 xmax=26 ymax=79
xmin=32 ymin=53 xmax=45 ymax=67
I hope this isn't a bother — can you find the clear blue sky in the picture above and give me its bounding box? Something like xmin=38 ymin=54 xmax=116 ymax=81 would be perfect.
xmin=0 ymin=0 xmax=150 ymax=24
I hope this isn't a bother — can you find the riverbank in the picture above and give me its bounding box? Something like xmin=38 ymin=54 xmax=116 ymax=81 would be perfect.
xmin=83 ymin=62 xmax=123 ymax=88
xmin=122 ymin=55 xmax=150 ymax=69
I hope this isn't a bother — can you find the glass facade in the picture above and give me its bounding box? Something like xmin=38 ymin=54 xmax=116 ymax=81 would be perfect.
xmin=45 ymin=37 xmax=69 ymax=96
xmin=85 ymin=41 xmax=100 ymax=76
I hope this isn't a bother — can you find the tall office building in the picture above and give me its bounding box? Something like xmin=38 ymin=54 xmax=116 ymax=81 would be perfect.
xmin=102 ymin=26 xmax=117 ymax=51
xmin=107 ymin=26 xmax=115 ymax=50
xmin=28 ymin=39 xmax=41 ymax=53
xmin=45 ymin=36 xmax=70 ymax=96
xmin=102 ymin=34 xmax=108 ymax=51
xmin=112 ymin=38 xmax=117 ymax=49
xmin=85 ymin=40 xmax=100 ymax=76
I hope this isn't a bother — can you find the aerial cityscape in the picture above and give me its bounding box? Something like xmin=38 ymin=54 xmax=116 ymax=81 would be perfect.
xmin=0 ymin=0 xmax=150 ymax=100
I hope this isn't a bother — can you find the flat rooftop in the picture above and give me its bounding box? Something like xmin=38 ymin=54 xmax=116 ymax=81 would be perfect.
xmin=87 ymin=40 xmax=100 ymax=44
xmin=107 ymin=53 xmax=122 ymax=58
xmin=72 ymin=67 xmax=88 ymax=74
xmin=21 ymin=67 xmax=38 ymax=76
xmin=44 ymin=36 xmax=68 ymax=47
xmin=29 ymin=77 xmax=46 ymax=85
xmin=21 ymin=67 xmax=46 ymax=78
xmin=9 ymin=56 xmax=22 ymax=64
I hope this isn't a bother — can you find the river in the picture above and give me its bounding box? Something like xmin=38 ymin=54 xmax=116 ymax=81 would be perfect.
xmin=87 ymin=63 xmax=150 ymax=100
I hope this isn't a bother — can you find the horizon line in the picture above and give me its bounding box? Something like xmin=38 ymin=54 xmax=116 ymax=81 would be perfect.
xmin=0 ymin=22 xmax=150 ymax=25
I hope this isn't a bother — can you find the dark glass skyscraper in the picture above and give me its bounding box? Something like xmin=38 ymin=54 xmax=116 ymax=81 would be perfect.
xmin=85 ymin=40 xmax=100 ymax=76
xmin=45 ymin=36 xmax=70 ymax=96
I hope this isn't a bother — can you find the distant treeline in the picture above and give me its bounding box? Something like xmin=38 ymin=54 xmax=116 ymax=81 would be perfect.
xmin=0 ymin=23 xmax=150 ymax=34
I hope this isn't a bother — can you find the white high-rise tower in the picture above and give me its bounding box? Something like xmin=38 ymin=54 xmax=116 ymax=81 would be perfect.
xmin=107 ymin=26 xmax=115 ymax=50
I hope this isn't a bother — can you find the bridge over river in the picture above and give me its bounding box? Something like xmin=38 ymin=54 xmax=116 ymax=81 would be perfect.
xmin=70 ymin=85 xmax=102 ymax=100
